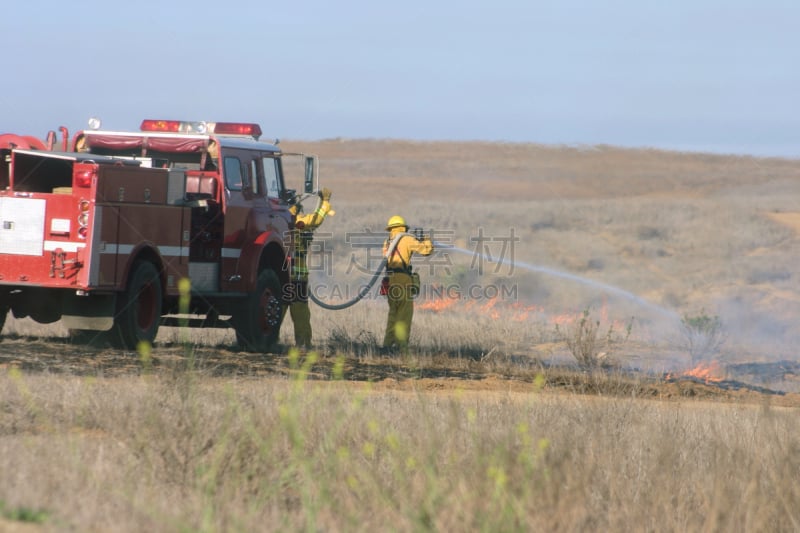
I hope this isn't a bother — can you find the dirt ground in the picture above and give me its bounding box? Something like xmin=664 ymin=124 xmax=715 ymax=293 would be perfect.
xmin=2 ymin=335 xmax=799 ymax=409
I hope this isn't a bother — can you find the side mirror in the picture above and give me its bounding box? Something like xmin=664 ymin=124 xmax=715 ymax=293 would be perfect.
xmin=304 ymin=156 xmax=316 ymax=194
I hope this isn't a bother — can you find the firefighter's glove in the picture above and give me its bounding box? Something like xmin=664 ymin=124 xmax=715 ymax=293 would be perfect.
xmin=320 ymin=187 xmax=332 ymax=201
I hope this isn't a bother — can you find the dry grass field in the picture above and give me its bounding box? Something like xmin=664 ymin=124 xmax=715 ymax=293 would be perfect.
xmin=1 ymin=140 xmax=800 ymax=531
xmin=281 ymin=139 xmax=800 ymax=371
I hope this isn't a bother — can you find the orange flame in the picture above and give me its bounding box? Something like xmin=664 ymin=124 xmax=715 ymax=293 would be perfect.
xmin=684 ymin=361 xmax=725 ymax=383
xmin=479 ymin=297 xmax=500 ymax=319
xmin=550 ymin=313 xmax=579 ymax=326
xmin=417 ymin=294 xmax=627 ymax=329
xmin=508 ymin=302 xmax=544 ymax=322
xmin=418 ymin=297 xmax=458 ymax=312
xmin=420 ymin=294 xmax=535 ymax=320
xmin=666 ymin=361 xmax=725 ymax=384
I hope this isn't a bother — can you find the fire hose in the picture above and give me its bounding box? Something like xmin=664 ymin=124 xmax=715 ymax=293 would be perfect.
xmin=307 ymin=231 xmax=412 ymax=311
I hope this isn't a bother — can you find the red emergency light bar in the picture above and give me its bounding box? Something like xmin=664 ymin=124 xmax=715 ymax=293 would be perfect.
xmin=213 ymin=122 xmax=263 ymax=138
xmin=139 ymin=119 xmax=262 ymax=139
xmin=140 ymin=119 xmax=183 ymax=132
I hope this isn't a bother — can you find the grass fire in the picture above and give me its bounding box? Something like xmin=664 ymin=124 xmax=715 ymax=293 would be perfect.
xmin=1 ymin=139 xmax=799 ymax=532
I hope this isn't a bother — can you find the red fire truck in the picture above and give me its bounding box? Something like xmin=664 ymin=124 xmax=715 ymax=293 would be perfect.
xmin=0 ymin=119 xmax=317 ymax=351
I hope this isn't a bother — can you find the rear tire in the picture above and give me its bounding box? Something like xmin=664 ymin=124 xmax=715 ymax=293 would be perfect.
xmin=233 ymin=269 xmax=283 ymax=352
xmin=0 ymin=305 xmax=7 ymax=337
xmin=112 ymin=261 xmax=162 ymax=350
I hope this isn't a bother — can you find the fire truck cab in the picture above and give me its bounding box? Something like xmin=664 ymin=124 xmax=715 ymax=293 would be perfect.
xmin=0 ymin=119 xmax=316 ymax=351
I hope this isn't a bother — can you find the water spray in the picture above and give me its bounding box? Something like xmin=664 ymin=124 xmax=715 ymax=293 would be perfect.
xmin=439 ymin=243 xmax=679 ymax=321
xmin=308 ymin=232 xmax=678 ymax=324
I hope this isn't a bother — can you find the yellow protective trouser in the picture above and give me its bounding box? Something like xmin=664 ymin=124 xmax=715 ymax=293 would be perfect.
xmin=281 ymin=280 xmax=312 ymax=347
xmin=383 ymin=272 xmax=414 ymax=349
xmin=289 ymin=301 xmax=312 ymax=347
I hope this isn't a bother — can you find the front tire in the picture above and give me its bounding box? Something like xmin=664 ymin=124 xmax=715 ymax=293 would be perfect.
xmin=233 ymin=269 xmax=283 ymax=352
xmin=112 ymin=261 xmax=162 ymax=350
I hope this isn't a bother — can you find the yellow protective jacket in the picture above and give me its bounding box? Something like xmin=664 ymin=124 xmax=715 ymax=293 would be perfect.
xmin=289 ymin=199 xmax=332 ymax=280
xmin=383 ymin=228 xmax=433 ymax=272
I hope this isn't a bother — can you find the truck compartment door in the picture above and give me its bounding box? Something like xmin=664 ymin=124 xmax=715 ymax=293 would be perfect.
xmin=0 ymin=197 xmax=46 ymax=256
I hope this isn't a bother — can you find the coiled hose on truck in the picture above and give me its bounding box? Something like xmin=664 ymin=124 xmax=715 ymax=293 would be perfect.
xmin=307 ymin=232 xmax=411 ymax=311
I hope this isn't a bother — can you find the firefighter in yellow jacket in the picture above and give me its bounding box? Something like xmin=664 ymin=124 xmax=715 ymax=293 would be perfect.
xmin=287 ymin=187 xmax=333 ymax=347
xmin=382 ymin=215 xmax=433 ymax=351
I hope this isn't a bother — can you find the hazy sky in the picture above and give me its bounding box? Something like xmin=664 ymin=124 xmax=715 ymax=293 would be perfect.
xmin=2 ymin=0 xmax=798 ymax=157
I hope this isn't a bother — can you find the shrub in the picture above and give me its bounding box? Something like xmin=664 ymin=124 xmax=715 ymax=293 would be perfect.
xmin=0 ymin=500 xmax=49 ymax=524
xmin=680 ymin=310 xmax=725 ymax=363
xmin=558 ymin=308 xmax=632 ymax=368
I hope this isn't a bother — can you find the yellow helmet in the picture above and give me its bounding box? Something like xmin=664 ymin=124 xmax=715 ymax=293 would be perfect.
xmin=386 ymin=215 xmax=408 ymax=230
